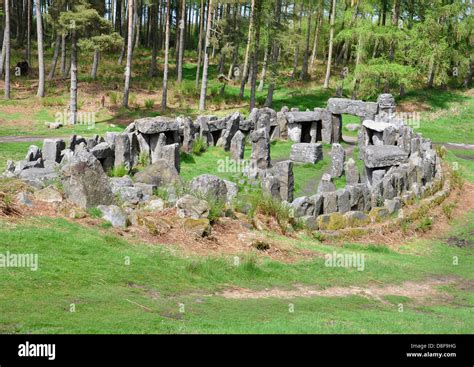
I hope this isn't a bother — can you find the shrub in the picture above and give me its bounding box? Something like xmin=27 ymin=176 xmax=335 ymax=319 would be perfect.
xmin=144 ymin=99 xmax=155 ymax=110
xmin=416 ymin=216 xmax=433 ymax=233
xmin=107 ymin=165 xmax=128 ymax=177
xmin=108 ymin=91 xmax=119 ymax=105
xmin=138 ymin=151 xmax=150 ymax=167
xmin=87 ymin=207 xmax=103 ymax=219
xmin=207 ymin=197 xmax=226 ymax=223
xmin=192 ymin=137 xmax=207 ymax=156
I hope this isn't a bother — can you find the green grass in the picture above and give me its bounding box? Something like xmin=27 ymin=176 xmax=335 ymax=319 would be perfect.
xmin=0 ymin=209 xmax=472 ymax=333
xmin=0 ymin=141 xmax=43 ymax=170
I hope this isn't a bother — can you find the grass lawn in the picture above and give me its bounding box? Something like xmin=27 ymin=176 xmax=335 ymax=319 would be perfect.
xmin=0 ymin=206 xmax=472 ymax=333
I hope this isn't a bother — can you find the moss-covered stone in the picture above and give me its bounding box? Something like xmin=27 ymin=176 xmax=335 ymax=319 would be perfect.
xmin=183 ymin=218 xmax=211 ymax=237
xmin=369 ymin=207 xmax=390 ymax=223
xmin=317 ymin=213 xmax=344 ymax=230
xmin=343 ymin=211 xmax=370 ymax=227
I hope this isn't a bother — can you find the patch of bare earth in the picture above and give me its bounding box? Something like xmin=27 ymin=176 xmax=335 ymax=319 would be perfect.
xmin=217 ymin=276 xmax=472 ymax=305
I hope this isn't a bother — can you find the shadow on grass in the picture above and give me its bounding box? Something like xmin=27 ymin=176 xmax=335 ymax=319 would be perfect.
xmin=399 ymin=88 xmax=469 ymax=109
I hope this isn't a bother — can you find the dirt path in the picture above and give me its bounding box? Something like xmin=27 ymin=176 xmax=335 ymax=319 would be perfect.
xmin=217 ymin=276 xmax=469 ymax=303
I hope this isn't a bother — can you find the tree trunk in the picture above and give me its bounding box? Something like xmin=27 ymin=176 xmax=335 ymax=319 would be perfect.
xmin=198 ymin=0 xmax=214 ymax=111
xmin=0 ymin=30 xmax=7 ymax=78
xmin=26 ymin=0 xmax=31 ymax=64
xmin=60 ymin=33 xmax=67 ymax=77
xmin=123 ymin=0 xmax=134 ymax=108
xmin=323 ymin=0 xmax=337 ymax=89
xmin=70 ymin=31 xmax=78 ymax=124
xmin=258 ymin=44 xmax=269 ymax=92
xmin=299 ymin=4 xmax=312 ymax=80
xmin=249 ymin=0 xmax=261 ymax=110
xmin=264 ymin=0 xmax=282 ymax=107
xmin=149 ymin=0 xmax=158 ymax=77
xmin=91 ymin=49 xmax=100 ymax=79
xmin=239 ymin=0 xmax=255 ymax=99
xmin=161 ymin=0 xmax=171 ymax=110
xmin=462 ymin=59 xmax=473 ymax=88
xmin=35 ymin=0 xmax=45 ymax=97
xmin=4 ymin=0 xmax=10 ymax=99
xmin=177 ymin=0 xmax=186 ymax=82
xmin=48 ymin=33 xmax=61 ymax=81
xmin=195 ymin=0 xmax=205 ymax=88
xmin=309 ymin=5 xmax=322 ymax=69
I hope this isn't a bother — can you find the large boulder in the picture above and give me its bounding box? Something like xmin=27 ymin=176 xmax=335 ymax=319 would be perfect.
xmin=61 ymin=149 xmax=115 ymax=209
xmin=18 ymin=167 xmax=59 ymax=189
xmin=134 ymin=159 xmax=180 ymax=187
xmin=97 ymin=205 xmax=128 ymax=228
xmin=176 ymin=195 xmax=209 ymax=219
xmin=189 ymin=174 xmax=228 ymax=202
xmin=290 ymin=143 xmax=323 ymax=164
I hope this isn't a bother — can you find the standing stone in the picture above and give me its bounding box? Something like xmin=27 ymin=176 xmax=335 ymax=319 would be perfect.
xmin=230 ymin=130 xmax=245 ymax=162
xmin=136 ymin=133 xmax=151 ymax=164
xmin=42 ymin=139 xmax=66 ymax=163
xmin=277 ymin=107 xmax=289 ymax=139
xmin=322 ymin=191 xmax=337 ymax=214
xmin=180 ymin=116 xmax=195 ymax=153
xmin=134 ymin=159 xmax=180 ymax=187
xmin=336 ymin=188 xmax=351 ymax=213
xmin=161 ymin=143 xmax=180 ymax=172
xmin=331 ymin=115 xmax=343 ymax=143
xmin=150 ymin=133 xmax=167 ymax=164
xmin=61 ymin=149 xmax=115 ymax=209
xmin=26 ymin=145 xmax=42 ymax=161
xmin=274 ymin=160 xmax=294 ymax=202
xmin=114 ymin=134 xmax=131 ymax=170
xmin=127 ymin=132 xmax=140 ymax=168
xmin=317 ymin=173 xmax=336 ymax=194
xmin=330 ymin=143 xmax=345 ymax=178
xmin=288 ymin=123 xmax=302 ymax=142
xmin=345 ymin=158 xmax=360 ymax=184
xmin=219 ymin=112 xmax=241 ymax=151
xmin=249 ymin=128 xmax=271 ymax=172
xmin=309 ymin=193 xmax=323 ymax=216
xmin=291 ymin=196 xmax=315 ymax=217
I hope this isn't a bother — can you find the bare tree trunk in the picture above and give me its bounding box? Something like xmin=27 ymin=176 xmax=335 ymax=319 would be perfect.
xmin=299 ymin=4 xmax=312 ymax=80
xmin=60 ymin=33 xmax=67 ymax=76
xmin=195 ymin=0 xmax=205 ymax=88
xmin=239 ymin=0 xmax=255 ymax=99
xmin=258 ymin=44 xmax=269 ymax=92
xmin=35 ymin=0 xmax=45 ymax=97
xmin=91 ymin=49 xmax=100 ymax=79
xmin=323 ymin=0 xmax=337 ymax=89
xmin=70 ymin=31 xmax=78 ymax=123
xmin=0 ymin=30 xmax=7 ymax=77
xmin=199 ymin=0 xmax=214 ymax=111
xmin=309 ymin=4 xmax=322 ymax=69
xmin=26 ymin=0 xmax=31 ymax=64
xmin=123 ymin=0 xmax=134 ymax=108
xmin=264 ymin=0 xmax=282 ymax=107
xmin=177 ymin=0 xmax=186 ymax=82
xmin=249 ymin=0 xmax=261 ymax=110
xmin=161 ymin=0 xmax=171 ymax=110
xmin=4 ymin=0 xmax=10 ymax=99
xmin=149 ymin=0 xmax=158 ymax=77
xmin=48 ymin=34 xmax=61 ymax=80
xmin=462 ymin=59 xmax=473 ymax=88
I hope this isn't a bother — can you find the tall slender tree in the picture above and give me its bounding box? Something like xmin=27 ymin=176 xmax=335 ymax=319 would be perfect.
xmin=323 ymin=0 xmax=336 ymax=89
xmin=161 ymin=0 xmax=171 ymax=110
xmin=177 ymin=0 xmax=186 ymax=82
xmin=35 ymin=0 xmax=45 ymax=97
xmin=198 ymin=0 xmax=214 ymax=111
xmin=123 ymin=0 xmax=134 ymax=108
xmin=4 ymin=0 xmax=11 ymax=99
